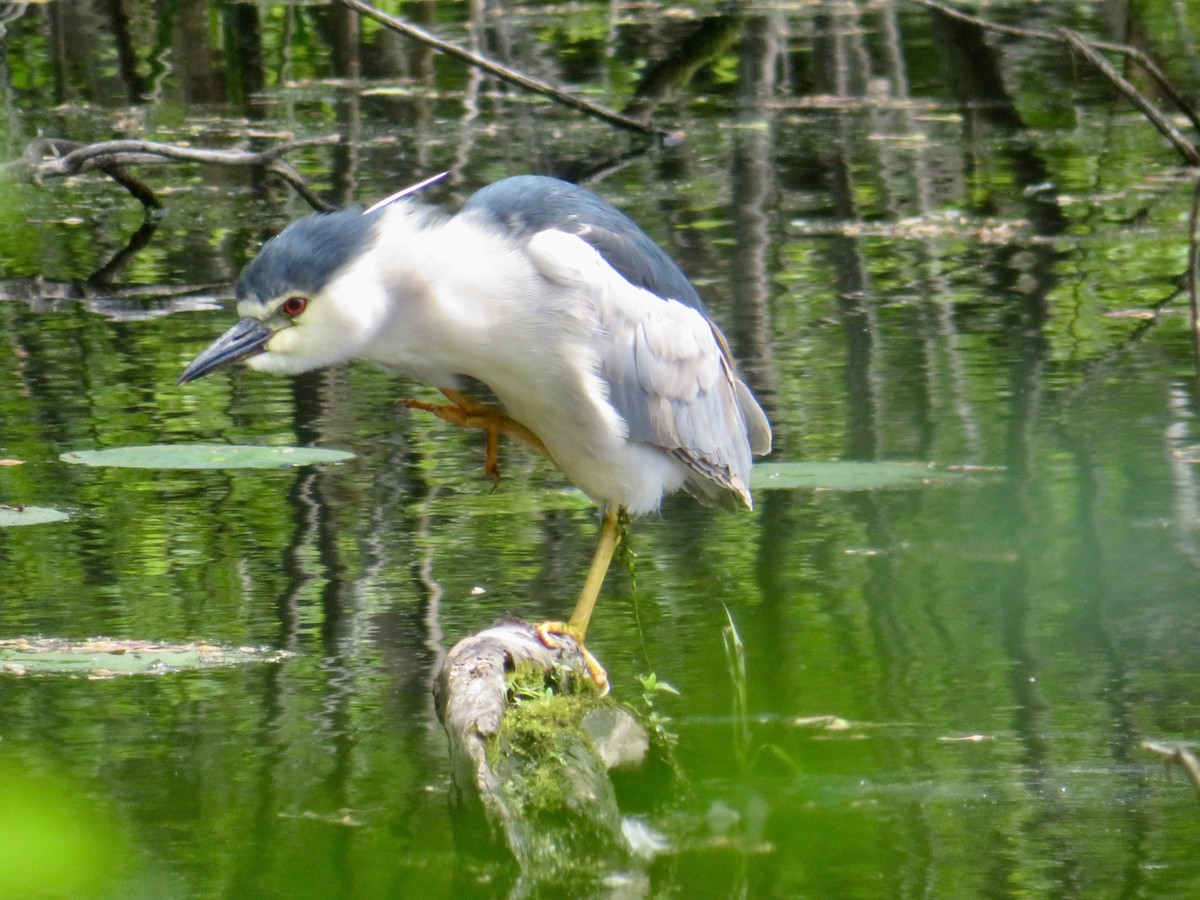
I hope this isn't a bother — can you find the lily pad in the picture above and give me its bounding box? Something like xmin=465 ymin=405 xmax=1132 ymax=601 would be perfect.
xmin=60 ymin=444 xmax=355 ymax=470
xmin=0 ymin=505 xmax=70 ymax=527
xmin=751 ymin=461 xmax=958 ymax=491
xmin=0 ymin=637 xmax=292 ymax=678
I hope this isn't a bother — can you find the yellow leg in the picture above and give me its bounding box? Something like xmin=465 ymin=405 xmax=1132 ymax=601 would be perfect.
xmin=404 ymin=388 xmax=549 ymax=481
xmin=568 ymin=504 xmax=622 ymax=639
xmin=536 ymin=505 xmax=623 ymax=694
xmin=407 ymin=388 xmax=622 ymax=692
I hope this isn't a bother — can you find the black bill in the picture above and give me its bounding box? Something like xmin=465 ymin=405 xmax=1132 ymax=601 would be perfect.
xmin=176 ymin=318 xmax=274 ymax=385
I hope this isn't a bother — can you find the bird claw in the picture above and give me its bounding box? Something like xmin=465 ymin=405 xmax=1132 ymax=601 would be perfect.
xmin=484 ymin=435 xmax=502 ymax=486
xmin=403 ymin=395 xmax=505 ymax=485
xmin=404 ymin=389 xmax=552 ymax=488
xmin=535 ymin=621 xmax=609 ymax=696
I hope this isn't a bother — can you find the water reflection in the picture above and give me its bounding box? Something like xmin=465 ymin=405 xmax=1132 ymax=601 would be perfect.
xmin=3 ymin=0 xmax=1200 ymax=895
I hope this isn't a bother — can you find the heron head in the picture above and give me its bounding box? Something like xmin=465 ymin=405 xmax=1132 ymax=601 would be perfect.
xmin=177 ymin=206 xmax=386 ymax=385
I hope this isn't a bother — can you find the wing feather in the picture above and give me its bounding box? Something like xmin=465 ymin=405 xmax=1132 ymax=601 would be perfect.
xmin=526 ymin=228 xmax=766 ymax=508
xmin=462 ymin=175 xmax=707 ymax=312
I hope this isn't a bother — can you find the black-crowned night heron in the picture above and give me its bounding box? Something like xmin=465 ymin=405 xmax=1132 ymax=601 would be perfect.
xmin=178 ymin=174 xmax=771 ymax=688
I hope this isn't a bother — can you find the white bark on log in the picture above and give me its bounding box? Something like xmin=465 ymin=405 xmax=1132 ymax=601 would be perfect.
xmin=433 ymin=620 xmax=655 ymax=883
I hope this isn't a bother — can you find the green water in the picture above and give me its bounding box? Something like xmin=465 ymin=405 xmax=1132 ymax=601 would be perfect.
xmin=2 ymin=1 xmax=1200 ymax=896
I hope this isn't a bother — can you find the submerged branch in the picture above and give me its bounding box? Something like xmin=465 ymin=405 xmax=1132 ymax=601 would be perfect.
xmin=335 ymin=0 xmax=666 ymax=140
xmin=8 ymin=136 xmax=341 ymax=212
xmin=29 ymin=137 xmax=339 ymax=174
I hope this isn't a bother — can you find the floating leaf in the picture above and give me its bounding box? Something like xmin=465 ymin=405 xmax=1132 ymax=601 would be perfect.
xmin=0 ymin=505 xmax=69 ymax=527
xmin=60 ymin=443 xmax=354 ymax=470
xmin=0 ymin=637 xmax=292 ymax=678
xmin=752 ymin=461 xmax=958 ymax=491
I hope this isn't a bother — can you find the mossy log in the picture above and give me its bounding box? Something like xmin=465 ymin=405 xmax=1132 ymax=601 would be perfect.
xmin=433 ymin=620 xmax=667 ymax=884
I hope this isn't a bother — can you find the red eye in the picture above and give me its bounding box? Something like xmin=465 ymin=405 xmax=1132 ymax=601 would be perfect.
xmin=281 ymin=296 xmax=308 ymax=316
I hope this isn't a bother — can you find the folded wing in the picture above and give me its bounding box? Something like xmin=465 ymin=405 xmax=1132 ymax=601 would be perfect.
xmin=527 ymin=228 xmax=770 ymax=509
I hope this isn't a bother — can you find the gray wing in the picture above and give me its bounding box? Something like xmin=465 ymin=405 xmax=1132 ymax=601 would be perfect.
xmin=526 ymin=230 xmax=770 ymax=509
xmin=461 ymin=175 xmax=707 ymax=312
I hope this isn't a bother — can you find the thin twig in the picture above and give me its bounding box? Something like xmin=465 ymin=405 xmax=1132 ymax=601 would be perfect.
xmin=1055 ymin=28 xmax=1200 ymax=166
xmin=909 ymin=0 xmax=1045 ymax=40
xmin=911 ymin=0 xmax=1200 ymax=379
xmin=335 ymin=0 xmax=666 ymax=140
xmin=910 ymin=0 xmax=1200 ymax=156
xmin=1087 ymin=41 xmax=1200 ymax=138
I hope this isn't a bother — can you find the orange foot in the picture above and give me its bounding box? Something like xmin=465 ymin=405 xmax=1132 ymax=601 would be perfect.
xmin=404 ymin=388 xmax=548 ymax=482
xmin=535 ymin=621 xmax=610 ymax=696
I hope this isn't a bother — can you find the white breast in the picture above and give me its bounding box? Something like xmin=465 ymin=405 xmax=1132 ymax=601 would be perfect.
xmin=360 ymin=206 xmax=694 ymax=514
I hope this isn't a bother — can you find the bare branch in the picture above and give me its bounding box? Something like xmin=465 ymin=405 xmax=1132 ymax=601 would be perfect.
xmin=335 ymin=0 xmax=667 ymax=140
xmin=1055 ymin=28 xmax=1200 ymax=166
xmin=8 ymin=136 xmax=341 ymax=212
xmin=909 ymin=0 xmax=1044 ymax=40
xmin=33 ymin=136 xmax=340 ymax=176
xmin=910 ymin=0 xmax=1200 ymax=163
